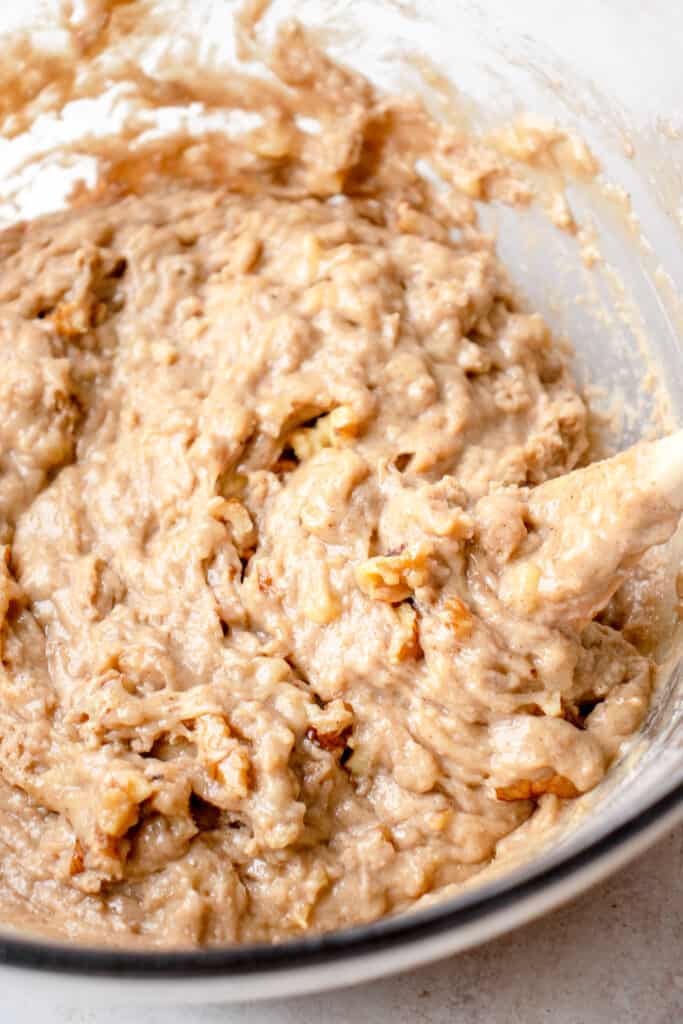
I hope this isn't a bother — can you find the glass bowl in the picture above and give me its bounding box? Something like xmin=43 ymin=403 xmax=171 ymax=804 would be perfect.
xmin=0 ymin=0 xmax=680 ymax=1004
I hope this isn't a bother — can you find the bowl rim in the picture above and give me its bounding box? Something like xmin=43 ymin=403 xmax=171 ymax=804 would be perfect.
xmin=0 ymin=772 xmax=680 ymax=979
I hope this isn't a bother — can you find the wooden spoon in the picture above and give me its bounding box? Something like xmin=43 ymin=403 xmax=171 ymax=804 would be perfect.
xmin=498 ymin=429 xmax=683 ymax=628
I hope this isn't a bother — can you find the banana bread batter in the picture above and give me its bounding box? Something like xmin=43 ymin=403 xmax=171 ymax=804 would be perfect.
xmin=0 ymin=17 xmax=672 ymax=947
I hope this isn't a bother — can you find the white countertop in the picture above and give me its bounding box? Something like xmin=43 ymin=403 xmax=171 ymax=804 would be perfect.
xmin=2 ymin=824 xmax=681 ymax=1024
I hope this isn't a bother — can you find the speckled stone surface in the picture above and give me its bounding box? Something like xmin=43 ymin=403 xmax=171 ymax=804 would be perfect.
xmin=3 ymin=825 xmax=681 ymax=1024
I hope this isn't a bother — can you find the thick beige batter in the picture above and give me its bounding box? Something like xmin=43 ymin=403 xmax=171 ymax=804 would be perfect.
xmin=0 ymin=16 xmax=674 ymax=947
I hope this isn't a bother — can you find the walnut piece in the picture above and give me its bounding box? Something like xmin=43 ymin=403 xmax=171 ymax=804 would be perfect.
xmin=442 ymin=595 xmax=473 ymax=642
xmin=97 ymin=769 xmax=154 ymax=838
xmin=289 ymin=405 xmax=361 ymax=461
xmin=390 ymin=602 xmax=422 ymax=662
xmin=68 ymin=839 xmax=85 ymax=877
xmin=208 ymin=497 xmax=256 ymax=555
xmin=307 ymin=699 xmax=353 ymax=751
xmin=495 ymin=773 xmax=579 ymax=801
xmin=355 ymin=545 xmax=430 ymax=603
xmin=194 ymin=713 xmax=252 ymax=799
xmin=51 ymin=298 xmax=104 ymax=336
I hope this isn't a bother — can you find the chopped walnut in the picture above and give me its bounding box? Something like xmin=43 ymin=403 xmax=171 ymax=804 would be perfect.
xmin=51 ymin=298 xmax=104 ymax=336
xmin=495 ymin=773 xmax=579 ymax=801
xmin=355 ymin=545 xmax=430 ymax=603
xmin=329 ymin=405 xmax=363 ymax=440
xmin=390 ymin=602 xmax=422 ymax=662
xmin=208 ymin=497 xmax=256 ymax=555
xmin=289 ymin=405 xmax=362 ymax=461
xmin=194 ymin=713 xmax=252 ymax=799
xmin=68 ymin=839 xmax=85 ymax=877
xmin=97 ymin=769 xmax=153 ymax=838
xmin=91 ymin=829 xmax=123 ymax=869
xmin=442 ymin=595 xmax=473 ymax=642
xmin=307 ymin=699 xmax=353 ymax=751
xmin=194 ymin=713 xmax=233 ymax=764
xmin=307 ymin=725 xmax=352 ymax=752
xmin=215 ymin=747 xmax=252 ymax=798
